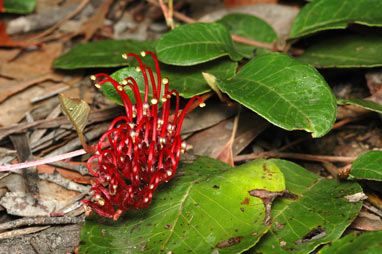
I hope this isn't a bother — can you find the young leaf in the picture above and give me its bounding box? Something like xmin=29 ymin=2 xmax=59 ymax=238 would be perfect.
xmin=155 ymin=23 xmax=242 ymax=66
xmin=53 ymin=40 xmax=155 ymax=69
xmin=294 ymin=35 xmax=382 ymax=68
xmin=58 ymin=94 xmax=92 ymax=152
xmin=80 ymin=157 xmax=286 ymax=254
xmin=350 ymin=150 xmax=382 ymax=181
xmin=217 ymin=13 xmax=278 ymax=58
xmin=254 ymin=159 xmax=363 ymax=254
xmin=2 ymin=0 xmax=36 ymax=14
xmin=319 ymin=231 xmax=382 ymax=254
xmin=289 ymin=0 xmax=382 ymax=39
xmin=337 ymin=98 xmax=382 ymax=113
xmin=217 ymin=53 xmax=337 ymax=138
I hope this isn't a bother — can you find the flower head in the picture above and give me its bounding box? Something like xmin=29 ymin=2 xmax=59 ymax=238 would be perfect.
xmin=82 ymin=51 xmax=205 ymax=220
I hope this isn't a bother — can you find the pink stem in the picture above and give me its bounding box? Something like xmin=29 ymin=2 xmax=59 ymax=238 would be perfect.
xmin=0 ymin=149 xmax=86 ymax=172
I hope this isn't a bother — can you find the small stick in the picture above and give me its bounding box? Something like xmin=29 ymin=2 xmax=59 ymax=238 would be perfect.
xmin=147 ymin=0 xmax=278 ymax=51
xmin=234 ymin=152 xmax=357 ymax=163
xmin=0 ymin=226 xmax=50 ymax=240
xmin=0 ymin=216 xmax=84 ymax=232
xmin=32 ymin=0 xmax=90 ymax=41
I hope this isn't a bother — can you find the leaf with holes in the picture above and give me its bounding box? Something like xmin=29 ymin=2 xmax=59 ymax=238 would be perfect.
xmin=217 ymin=13 xmax=278 ymax=58
xmin=337 ymin=98 xmax=382 ymax=113
xmin=80 ymin=157 xmax=286 ymax=254
xmin=289 ymin=0 xmax=382 ymax=39
xmin=1 ymin=0 xmax=36 ymax=13
xmin=318 ymin=231 xmax=382 ymax=254
xmin=253 ymin=159 xmax=363 ymax=254
xmin=350 ymin=150 xmax=382 ymax=181
xmin=294 ymin=35 xmax=382 ymax=68
xmin=156 ymin=23 xmax=242 ymax=66
xmin=216 ymin=53 xmax=336 ymax=138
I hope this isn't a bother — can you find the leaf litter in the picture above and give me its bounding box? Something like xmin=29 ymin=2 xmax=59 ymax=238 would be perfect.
xmin=0 ymin=0 xmax=381 ymax=253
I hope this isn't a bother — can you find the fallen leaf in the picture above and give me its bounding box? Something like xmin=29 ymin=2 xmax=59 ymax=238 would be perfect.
xmin=0 ymin=20 xmax=40 ymax=48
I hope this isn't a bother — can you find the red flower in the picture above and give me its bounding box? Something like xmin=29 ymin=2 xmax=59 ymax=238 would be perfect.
xmin=82 ymin=51 xmax=205 ymax=220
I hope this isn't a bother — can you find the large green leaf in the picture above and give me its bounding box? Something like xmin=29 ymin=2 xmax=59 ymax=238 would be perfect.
xmin=2 ymin=0 xmax=36 ymax=14
xmin=318 ymin=231 xmax=382 ymax=254
xmin=53 ymin=40 xmax=155 ymax=69
xmin=103 ymin=58 xmax=237 ymax=105
xmin=294 ymin=35 xmax=382 ymax=68
xmin=155 ymin=23 xmax=242 ymax=66
xmin=253 ymin=159 xmax=363 ymax=254
xmin=289 ymin=0 xmax=382 ymax=39
xmin=216 ymin=53 xmax=336 ymax=138
xmin=337 ymin=98 xmax=382 ymax=113
xmin=350 ymin=150 xmax=382 ymax=181
xmin=217 ymin=13 xmax=278 ymax=58
xmin=80 ymin=157 xmax=286 ymax=254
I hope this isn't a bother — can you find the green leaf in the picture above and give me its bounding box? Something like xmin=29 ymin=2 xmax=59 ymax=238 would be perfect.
xmin=2 ymin=0 xmax=36 ymax=14
xmin=53 ymin=40 xmax=155 ymax=69
xmin=318 ymin=231 xmax=382 ymax=254
xmin=289 ymin=0 xmax=382 ymax=39
xmin=103 ymin=58 xmax=237 ymax=104
xmin=162 ymin=58 xmax=237 ymax=98
xmin=294 ymin=35 xmax=382 ymax=68
xmin=102 ymin=67 xmax=163 ymax=106
xmin=217 ymin=13 xmax=278 ymax=58
xmin=80 ymin=157 xmax=286 ymax=254
xmin=337 ymin=98 xmax=382 ymax=113
xmin=155 ymin=23 xmax=242 ymax=66
xmin=350 ymin=150 xmax=382 ymax=181
xmin=254 ymin=159 xmax=363 ymax=254
xmin=216 ymin=53 xmax=336 ymax=138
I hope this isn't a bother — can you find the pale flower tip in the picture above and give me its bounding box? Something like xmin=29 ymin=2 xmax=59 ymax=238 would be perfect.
xmin=122 ymin=53 xmax=128 ymax=59
xmin=90 ymin=75 xmax=96 ymax=80
xmin=95 ymin=83 xmax=101 ymax=89
xmin=121 ymin=80 xmax=128 ymax=85
xmin=199 ymin=102 xmax=206 ymax=108
xmin=151 ymin=98 xmax=158 ymax=105
xmin=117 ymin=86 xmax=123 ymax=91
xmin=135 ymin=66 xmax=141 ymax=72
xmin=162 ymin=77 xmax=169 ymax=84
xmin=161 ymin=97 xmax=167 ymax=102
xmin=140 ymin=51 xmax=146 ymax=57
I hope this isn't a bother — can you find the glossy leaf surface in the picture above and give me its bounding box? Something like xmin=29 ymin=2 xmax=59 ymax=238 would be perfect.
xmin=80 ymin=157 xmax=286 ymax=254
xmin=156 ymin=23 xmax=242 ymax=66
xmin=217 ymin=53 xmax=337 ymax=137
xmin=254 ymin=159 xmax=363 ymax=254
xmin=290 ymin=0 xmax=382 ymax=39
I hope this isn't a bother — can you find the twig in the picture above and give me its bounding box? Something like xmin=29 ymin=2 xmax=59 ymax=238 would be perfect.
xmin=47 ymin=161 xmax=88 ymax=175
xmin=39 ymin=172 xmax=90 ymax=193
xmin=0 ymin=216 xmax=84 ymax=232
xmin=0 ymin=226 xmax=50 ymax=240
xmin=32 ymin=0 xmax=90 ymax=42
xmin=234 ymin=152 xmax=357 ymax=163
xmin=147 ymin=0 xmax=278 ymax=51
xmin=158 ymin=0 xmax=174 ymax=29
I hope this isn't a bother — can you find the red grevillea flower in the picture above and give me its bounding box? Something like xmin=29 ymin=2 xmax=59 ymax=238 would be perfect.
xmin=82 ymin=51 xmax=205 ymax=220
